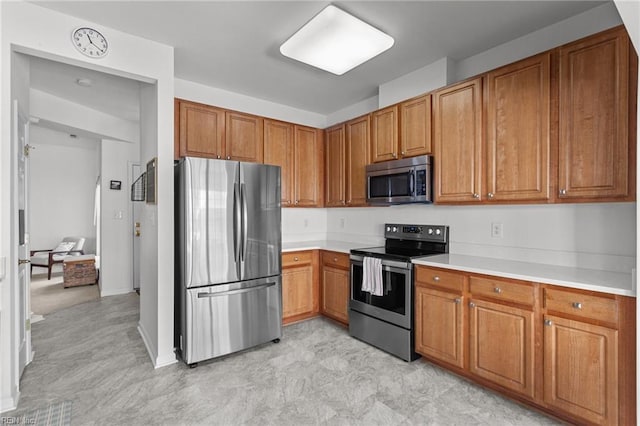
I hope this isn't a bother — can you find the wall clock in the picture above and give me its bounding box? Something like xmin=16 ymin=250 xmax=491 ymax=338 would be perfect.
xmin=72 ymin=27 xmax=108 ymax=58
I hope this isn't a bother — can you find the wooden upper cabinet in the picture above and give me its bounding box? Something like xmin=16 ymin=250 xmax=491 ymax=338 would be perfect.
xmin=558 ymin=26 xmax=632 ymax=200
xmin=325 ymin=125 xmax=346 ymax=207
xmin=293 ymin=125 xmax=323 ymax=207
xmin=371 ymin=106 xmax=399 ymax=162
xmin=400 ymin=94 xmax=432 ymax=158
xmin=178 ymin=100 xmax=225 ymax=158
xmin=486 ymin=52 xmax=551 ymax=202
xmin=225 ymin=111 xmax=264 ymax=162
xmin=346 ymin=115 xmax=370 ymax=206
xmin=433 ymin=78 xmax=483 ymax=203
xmin=264 ymin=119 xmax=294 ymax=205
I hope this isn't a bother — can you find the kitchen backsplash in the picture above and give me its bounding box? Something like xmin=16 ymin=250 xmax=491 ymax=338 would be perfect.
xmin=283 ymin=203 xmax=636 ymax=274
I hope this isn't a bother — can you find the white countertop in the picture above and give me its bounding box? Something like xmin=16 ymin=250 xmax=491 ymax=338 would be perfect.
xmin=413 ymin=254 xmax=635 ymax=297
xmin=282 ymin=240 xmax=367 ymax=254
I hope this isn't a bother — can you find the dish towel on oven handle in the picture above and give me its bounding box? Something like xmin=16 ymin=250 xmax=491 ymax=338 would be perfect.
xmin=362 ymin=256 xmax=384 ymax=296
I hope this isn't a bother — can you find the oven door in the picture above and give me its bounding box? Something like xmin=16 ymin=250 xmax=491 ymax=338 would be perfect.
xmin=349 ymin=254 xmax=412 ymax=329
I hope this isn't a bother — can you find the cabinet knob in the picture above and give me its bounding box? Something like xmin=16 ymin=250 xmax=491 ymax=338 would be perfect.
xmin=433 ymin=276 xmax=440 ymax=282
xmin=226 ymin=156 xmax=231 ymax=160
xmin=401 ymin=151 xmax=405 ymax=156
xmin=493 ymin=287 xmax=502 ymax=294
xmin=286 ymin=200 xmax=291 ymax=204
xmin=472 ymin=193 xmax=480 ymax=199
xmin=342 ymin=200 xmax=346 ymax=205
xmin=559 ymin=189 xmax=567 ymax=196
xmin=544 ymin=319 xmax=553 ymax=326
xmin=333 ymin=257 xmax=338 ymax=262
xmin=295 ymin=200 xmax=299 ymax=205
xmin=572 ymin=302 xmax=583 ymax=310
xmin=469 ymin=302 xmax=476 ymax=308
xmin=293 ymin=257 xmax=299 ymax=261
xmin=393 ymin=153 xmax=397 ymax=159
xmin=454 ymin=298 xmax=461 ymax=304
xmin=216 ymin=155 xmax=221 ymax=159
xmin=487 ymin=192 xmax=494 ymax=199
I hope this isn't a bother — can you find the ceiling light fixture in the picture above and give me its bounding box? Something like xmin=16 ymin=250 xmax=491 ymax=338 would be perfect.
xmin=279 ymin=5 xmax=394 ymax=76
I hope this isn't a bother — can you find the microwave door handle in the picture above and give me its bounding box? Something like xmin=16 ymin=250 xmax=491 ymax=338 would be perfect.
xmin=409 ymin=170 xmax=415 ymax=196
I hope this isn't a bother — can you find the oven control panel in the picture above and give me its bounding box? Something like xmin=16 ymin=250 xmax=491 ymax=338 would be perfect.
xmin=385 ymin=223 xmax=448 ymax=243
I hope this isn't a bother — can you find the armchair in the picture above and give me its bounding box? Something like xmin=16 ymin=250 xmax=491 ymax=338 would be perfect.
xmin=30 ymin=237 xmax=86 ymax=279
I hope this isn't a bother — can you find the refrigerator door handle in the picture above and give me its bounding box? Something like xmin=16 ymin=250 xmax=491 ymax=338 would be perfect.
xmin=185 ymin=159 xmax=194 ymax=287
xmin=197 ymin=282 xmax=276 ymax=298
xmin=233 ymin=182 xmax=241 ymax=269
xmin=240 ymin=182 xmax=248 ymax=263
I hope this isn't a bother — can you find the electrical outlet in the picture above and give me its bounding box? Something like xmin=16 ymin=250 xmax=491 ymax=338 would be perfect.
xmin=303 ymin=219 xmax=309 ymax=228
xmin=340 ymin=218 xmax=345 ymax=229
xmin=491 ymin=222 xmax=503 ymax=238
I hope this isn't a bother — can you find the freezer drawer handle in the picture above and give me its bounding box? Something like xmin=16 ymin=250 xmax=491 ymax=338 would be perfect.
xmin=197 ymin=282 xmax=276 ymax=298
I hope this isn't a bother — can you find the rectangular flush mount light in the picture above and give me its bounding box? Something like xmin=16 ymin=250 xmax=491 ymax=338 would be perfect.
xmin=280 ymin=5 xmax=394 ymax=75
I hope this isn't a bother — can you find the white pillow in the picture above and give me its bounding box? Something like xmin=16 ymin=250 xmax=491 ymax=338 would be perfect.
xmin=53 ymin=241 xmax=76 ymax=253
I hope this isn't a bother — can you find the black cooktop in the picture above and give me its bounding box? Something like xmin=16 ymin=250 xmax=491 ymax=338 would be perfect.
xmin=351 ymin=223 xmax=449 ymax=262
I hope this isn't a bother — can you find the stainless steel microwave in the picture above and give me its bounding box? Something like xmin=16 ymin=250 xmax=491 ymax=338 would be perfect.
xmin=366 ymin=155 xmax=432 ymax=205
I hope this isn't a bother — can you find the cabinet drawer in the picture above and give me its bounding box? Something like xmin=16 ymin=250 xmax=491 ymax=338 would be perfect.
xmin=282 ymin=251 xmax=313 ymax=268
xmin=544 ymin=287 xmax=618 ymax=324
xmin=321 ymin=251 xmax=350 ymax=269
xmin=415 ymin=267 xmax=464 ymax=292
xmin=470 ymin=276 xmax=535 ymax=306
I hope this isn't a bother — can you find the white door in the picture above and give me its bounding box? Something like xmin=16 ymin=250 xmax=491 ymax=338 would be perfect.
xmin=15 ymin=100 xmax=32 ymax=375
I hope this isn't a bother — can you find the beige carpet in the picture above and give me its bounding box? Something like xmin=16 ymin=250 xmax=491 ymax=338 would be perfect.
xmin=31 ymin=273 xmax=100 ymax=315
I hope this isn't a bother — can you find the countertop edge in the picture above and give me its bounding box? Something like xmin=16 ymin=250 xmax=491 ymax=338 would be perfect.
xmin=413 ymin=255 xmax=635 ymax=297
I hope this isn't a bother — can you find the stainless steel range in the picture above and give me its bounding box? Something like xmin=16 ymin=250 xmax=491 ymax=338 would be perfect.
xmin=349 ymin=224 xmax=449 ymax=361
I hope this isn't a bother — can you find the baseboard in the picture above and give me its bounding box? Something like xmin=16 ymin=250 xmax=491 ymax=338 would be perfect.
xmin=100 ymin=287 xmax=133 ymax=297
xmin=0 ymin=387 xmax=19 ymax=414
xmin=137 ymin=321 xmax=176 ymax=369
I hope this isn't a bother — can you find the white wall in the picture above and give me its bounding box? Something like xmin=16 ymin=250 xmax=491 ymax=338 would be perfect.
xmin=325 ymin=203 xmax=636 ymax=273
xmin=1 ymin=2 xmax=175 ymax=410
xmin=282 ymin=208 xmax=328 ymax=243
xmin=100 ymin=138 xmax=138 ymax=296
xmin=29 ymin=126 xmax=98 ymax=259
xmin=175 ymin=78 xmax=326 ymax=129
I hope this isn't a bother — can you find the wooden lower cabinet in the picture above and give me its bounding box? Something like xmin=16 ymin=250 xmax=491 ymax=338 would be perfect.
xmin=543 ymin=315 xmax=618 ymax=425
xmin=469 ymin=299 xmax=535 ymax=398
xmin=415 ymin=285 xmax=464 ymax=368
xmin=320 ymin=251 xmax=350 ymax=324
xmin=282 ymin=251 xmax=319 ymax=324
xmin=414 ymin=265 xmax=636 ymax=425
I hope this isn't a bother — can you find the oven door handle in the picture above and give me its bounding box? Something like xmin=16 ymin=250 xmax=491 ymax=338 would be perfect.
xmin=350 ymin=255 xmax=410 ymax=271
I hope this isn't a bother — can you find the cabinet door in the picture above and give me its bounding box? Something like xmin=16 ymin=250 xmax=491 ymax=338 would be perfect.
xmin=400 ymin=94 xmax=431 ymax=157
xmin=294 ymin=125 xmax=323 ymax=206
xmin=371 ymin=106 xmax=399 ymax=163
xmin=225 ymin=111 xmax=264 ymax=162
xmin=282 ymin=265 xmax=314 ymax=321
xmin=325 ymin=125 xmax=346 ymax=207
xmin=543 ymin=315 xmax=618 ymax=425
xmin=321 ymin=266 xmax=349 ymax=324
xmin=558 ymin=27 xmax=631 ymax=200
xmin=264 ymin=119 xmax=294 ymax=205
xmin=469 ymin=299 xmax=535 ymax=398
xmin=433 ymin=79 xmax=483 ymax=203
xmin=346 ymin=115 xmax=370 ymax=206
xmin=486 ymin=53 xmax=551 ymax=201
xmin=178 ymin=100 xmax=225 ymax=158
xmin=415 ymin=286 xmax=464 ymax=369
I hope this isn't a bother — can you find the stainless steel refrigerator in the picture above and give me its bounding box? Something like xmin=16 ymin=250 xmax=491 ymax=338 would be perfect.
xmin=175 ymin=157 xmax=282 ymax=366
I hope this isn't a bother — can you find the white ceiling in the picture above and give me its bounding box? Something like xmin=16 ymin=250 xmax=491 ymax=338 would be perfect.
xmin=32 ymin=1 xmax=607 ymax=117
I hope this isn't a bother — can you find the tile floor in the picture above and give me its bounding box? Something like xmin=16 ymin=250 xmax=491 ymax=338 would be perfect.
xmin=9 ymin=293 xmax=560 ymax=425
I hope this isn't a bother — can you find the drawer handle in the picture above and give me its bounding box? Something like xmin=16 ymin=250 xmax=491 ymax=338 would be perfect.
xmin=433 ymin=276 xmax=440 ymax=282
xmin=333 ymin=257 xmax=338 ymax=262
xmin=493 ymin=287 xmax=502 ymax=294
xmin=544 ymin=319 xmax=553 ymax=326
xmin=454 ymin=298 xmax=461 ymax=304
xmin=572 ymin=302 xmax=582 ymax=310
xmin=469 ymin=302 xmax=476 ymax=308
xmin=472 ymin=193 xmax=480 ymax=199
xmin=294 ymin=257 xmax=299 ymax=261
